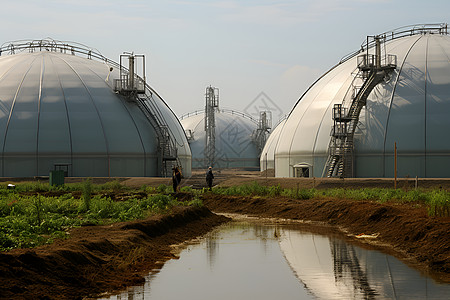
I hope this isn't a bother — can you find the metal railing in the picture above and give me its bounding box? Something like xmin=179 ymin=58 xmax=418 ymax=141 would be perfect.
xmin=180 ymin=108 xmax=258 ymax=124
xmin=339 ymin=23 xmax=448 ymax=65
xmin=0 ymin=38 xmax=121 ymax=68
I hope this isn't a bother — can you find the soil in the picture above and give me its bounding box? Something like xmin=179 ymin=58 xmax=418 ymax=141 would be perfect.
xmin=0 ymin=207 xmax=229 ymax=299
xmin=0 ymin=170 xmax=449 ymax=299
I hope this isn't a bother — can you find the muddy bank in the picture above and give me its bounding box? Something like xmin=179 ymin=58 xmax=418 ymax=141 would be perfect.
xmin=0 ymin=206 xmax=229 ymax=300
xmin=202 ymin=193 xmax=450 ymax=283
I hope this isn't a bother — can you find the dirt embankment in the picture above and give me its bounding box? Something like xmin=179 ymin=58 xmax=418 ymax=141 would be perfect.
xmin=0 ymin=206 xmax=229 ymax=300
xmin=201 ymin=193 xmax=450 ymax=283
xmin=1 ymin=173 xmax=450 ymax=298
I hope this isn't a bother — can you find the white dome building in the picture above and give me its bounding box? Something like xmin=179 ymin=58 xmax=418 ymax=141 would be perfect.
xmin=260 ymin=119 xmax=286 ymax=174
xmin=0 ymin=39 xmax=191 ymax=177
xmin=275 ymin=24 xmax=450 ymax=178
xmin=181 ymin=109 xmax=260 ymax=169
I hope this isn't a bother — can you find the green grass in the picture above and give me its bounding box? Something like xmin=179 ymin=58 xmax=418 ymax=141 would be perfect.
xmin=211 ymin=181 xmax=450 ymax=217
xmin=0 ymin=179 xmax=129 ymax=194
xmin=0 ymin=181 xmax=201 ymax=251
xmin=213 ymin=181 xmax=283 ymax=197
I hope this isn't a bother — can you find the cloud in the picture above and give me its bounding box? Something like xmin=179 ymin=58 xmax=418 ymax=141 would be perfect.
xmin=278 ymin=64 xmax=323 ymax=103
xmin=248 ymin=59 xmax=288 ymax=68
xmin=213 ymin=0 xmax=358 ymax=26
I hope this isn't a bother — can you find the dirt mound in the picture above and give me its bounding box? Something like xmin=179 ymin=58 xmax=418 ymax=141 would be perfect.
xmin=218 ymin=176 xmax=450 ymax=190
xmin=202 ymin=193 xmax=450 ymax=283
xmin=0 ymin=206 xmax=229 ymax=299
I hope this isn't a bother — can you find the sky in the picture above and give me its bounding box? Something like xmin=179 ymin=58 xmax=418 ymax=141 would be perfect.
xmin=1 ymin=0 xmax=449 ymax=122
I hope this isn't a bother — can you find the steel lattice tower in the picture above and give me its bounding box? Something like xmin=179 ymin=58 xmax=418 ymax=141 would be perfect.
xmin=204 ymin=86 xmax=219 ymax=167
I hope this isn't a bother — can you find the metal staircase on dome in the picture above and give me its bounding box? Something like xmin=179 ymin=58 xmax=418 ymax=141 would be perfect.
xmin=324 ymin=36 xmax=397 ymax=178
xmin=114 ymin=53 xmax=179 ymax=177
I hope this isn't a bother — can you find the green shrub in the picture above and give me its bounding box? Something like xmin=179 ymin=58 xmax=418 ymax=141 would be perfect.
xmin=427 ymin=190 xmax=450 ymax=217
xmin=268 ymin=184 xmax=282 ymax=197
xmin=150 ymin=194 xmax=173 ymax=211
xmin=0 ymin=231 xmax=14 ymax=249
xmin=156 ymin=184 xmax=168 ymax=194
xmin=139 ymin=185 xmax=155 ymax=194
xmin=187 ymin=196 xmax=203 ymax=207
xmin=180 ymin=186 xmax=194 ymax=193
xmin=100 ymin=180 xmax=125 ymax=191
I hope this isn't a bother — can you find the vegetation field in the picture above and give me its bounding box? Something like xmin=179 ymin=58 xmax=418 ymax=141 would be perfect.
xmin=0 ymin=176 xmax=449 ymax=299
xmin=0 ymin=180 xmax=201 ymax=251
xmin=1 ymin=179 xmax=449 ymax=252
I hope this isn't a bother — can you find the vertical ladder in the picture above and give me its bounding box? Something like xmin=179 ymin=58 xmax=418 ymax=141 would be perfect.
xmin=324 ymin=36 xmax=397 ymax=178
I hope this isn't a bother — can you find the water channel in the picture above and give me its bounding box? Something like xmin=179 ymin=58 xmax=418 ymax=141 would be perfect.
xmin=101 ymin=217 xmax=450 ymax=300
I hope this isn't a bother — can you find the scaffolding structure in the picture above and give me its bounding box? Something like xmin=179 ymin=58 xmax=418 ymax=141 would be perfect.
xmin=204 ymin=86 xmax=219 ymax=168
xmin=324 ymin=36 xmax=397 ymax=178
xmin=252 ymin=111 xmax=272 ymax=153
xmin=113 ymin=53 xmax=178 ymax=177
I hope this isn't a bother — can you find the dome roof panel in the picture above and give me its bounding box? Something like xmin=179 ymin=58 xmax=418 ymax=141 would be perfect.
xmin=181 ymin=110 xmax=260 ymax=168
xmin=260 ymin=119 xmax=286 ymax=171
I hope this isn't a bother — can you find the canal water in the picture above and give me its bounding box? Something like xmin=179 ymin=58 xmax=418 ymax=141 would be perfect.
xmin=102 ymin=217 xmax=450 ymax=300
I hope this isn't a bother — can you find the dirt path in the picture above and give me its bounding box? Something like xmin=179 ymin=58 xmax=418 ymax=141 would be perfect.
xmin=120 ymin=170 xmax=450 ymax=191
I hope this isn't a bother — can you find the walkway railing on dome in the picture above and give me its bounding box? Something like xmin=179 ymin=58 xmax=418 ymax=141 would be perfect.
xmin=339 ymin=23 xmax=448 ymax=64
xmin=0 ymin=38 xmax=182 ymax=177
xmin=180 ymin=108 xmax=258 ymax=124
xmin=0 ymin=38 xmax=122 ymax=69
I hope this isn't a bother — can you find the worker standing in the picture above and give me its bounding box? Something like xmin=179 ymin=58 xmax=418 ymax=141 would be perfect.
xmin=206 ymin=166 xmax=214 ymax=191
xmin=172 ymin=166 xmax=181 ymax=192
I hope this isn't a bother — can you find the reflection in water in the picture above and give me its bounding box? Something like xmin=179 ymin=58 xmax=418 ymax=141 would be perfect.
xmin=331 ymin=240 xmax=377 ymax=298
xmin=279 ymin=229 xmax=450 ymax=299
xmin=103 ymin=221 xmax=450 ymax=300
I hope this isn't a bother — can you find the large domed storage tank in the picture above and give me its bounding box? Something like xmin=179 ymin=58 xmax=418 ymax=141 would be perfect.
xmin=275 ymin=24 xmax=450 ymax=178
xmin=260 ymin=119 xmax=286 ymax=174
xmin=0 ymin=39 xmax=191 ymax=177
xmin=180 ymin=109 xmax=260 ymax=169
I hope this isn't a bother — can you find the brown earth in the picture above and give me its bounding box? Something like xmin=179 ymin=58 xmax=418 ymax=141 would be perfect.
xmin=0 ymin=206 xmax=229 ymax=300
xmin=0 ymin=171 xmax=449 ymax=299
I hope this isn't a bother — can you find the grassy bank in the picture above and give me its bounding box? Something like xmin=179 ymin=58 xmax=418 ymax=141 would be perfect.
xmin=211 ymin=181 xmax=450 ymax=217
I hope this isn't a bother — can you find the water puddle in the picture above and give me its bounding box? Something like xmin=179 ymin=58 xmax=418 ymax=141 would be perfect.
xmin=101 ymin=219 xmax=450 ymax=300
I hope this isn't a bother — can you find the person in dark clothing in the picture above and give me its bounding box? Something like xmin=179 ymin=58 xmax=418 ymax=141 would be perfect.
xmin=172 ymin=166 xmax=181 ymax=193
xmin=206 ymin=166 xmax=214 ymax=190
xmin=175 ymin=166 xmax=182 ymax=190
